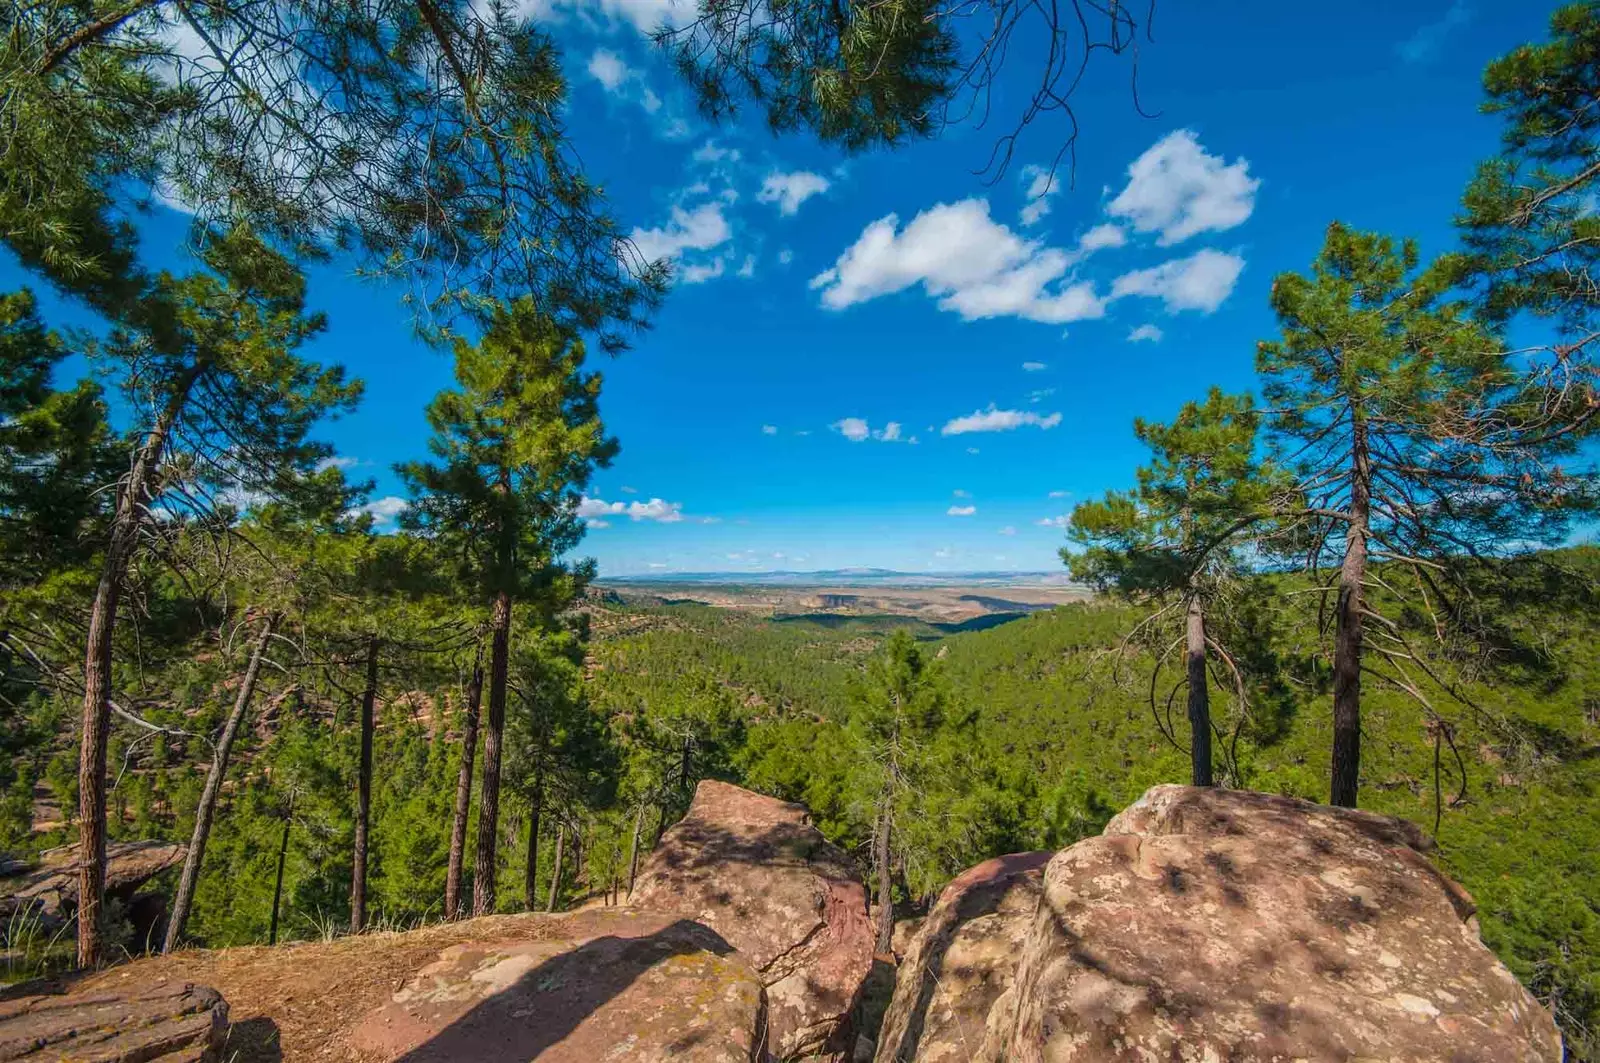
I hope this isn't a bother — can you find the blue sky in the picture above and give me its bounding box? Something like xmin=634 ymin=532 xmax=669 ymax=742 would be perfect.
xmin=5 ymin=1 xmax=1572 ymax=576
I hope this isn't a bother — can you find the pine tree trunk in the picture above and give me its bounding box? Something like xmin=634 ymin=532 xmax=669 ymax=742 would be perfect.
xmin=163 ymin=613 xmax=277 ymax=952
xmin=546 ymin=822 xmax=566 ymax=912
xmin=1331 ymin=419 xmax=1371 ymax=808
xmin=472 ymin=590 xmax=512 ymax=916
xmin=1185 ymin=596 xmax=1214 ymax=787
xmin=76 ymin=374 xmax=197 ymax=968
xmin=444 ymin=652 xmax=484 ymax=920
xmin=522 ymin=777 xmax=543 ymax=912
xmin=269 ymin=792 xmax=293 ymax=946
xmin=626 ymin=800 xmax=646 ymax=897
xmin=873 ymin=800 xmax=893 ymax=954
xmin=350 ymin=635 xmax=379 ymax=933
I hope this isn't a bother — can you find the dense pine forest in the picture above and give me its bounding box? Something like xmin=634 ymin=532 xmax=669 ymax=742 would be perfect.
xmin=3 ymin=1 xmax=1600 ymax=1060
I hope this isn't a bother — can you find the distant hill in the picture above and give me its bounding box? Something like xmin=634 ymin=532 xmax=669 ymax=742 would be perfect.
xmin=598 ymin=569 xmax=1081 ymax=589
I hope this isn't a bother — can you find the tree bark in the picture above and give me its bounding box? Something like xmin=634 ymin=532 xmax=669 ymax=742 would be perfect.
xmin=626 ymin=800 xmax=646 ymax=898
xmin=350 ymin=635 xmax=379 ymax=933
xmin=1185 ymin=596 xmax=1214 ymax=787
xmin=444 ymin=650 xmax=484 ymax=920
xmin=472 ymin=589 xmax=512 ymax=916
xmin=873 ymin=800 xmax=893 ymax=954
xmin=163 ymin=613 xmax=277 ymax=952
xmin=77 ymin=371 xmax=197 ymax=968
xmin=268 ymin=792 xmax=293 ymax=946
xmin=546 ymin=821 xmax=565 ymax=912
xmin=522 ymin=776 xmax=543 ymax=912
xmin=1330 ymin=416 xmax=1371 ymax=808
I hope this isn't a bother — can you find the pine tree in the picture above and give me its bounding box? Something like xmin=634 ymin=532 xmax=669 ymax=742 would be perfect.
xmin=1257 ymin=222 xmax=1587 ymax=808
xmin=1066 ymin=388 xmax=1282 ymax=787
xmin=401 ymin=300 xmax=614 ymax=917
xmin=71 ymin=229 xmax=358 ymax=965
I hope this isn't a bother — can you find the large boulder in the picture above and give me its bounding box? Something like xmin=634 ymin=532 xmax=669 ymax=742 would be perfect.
xmin=0 ymin=981 xmax=227 ymax=1062
xmin=632 ymin=780 xmax=875 ymax=1060
xmin=872 ymin=852 xmax=1050 ymax=1062
xmin=991 ymin=785 xmax=1562 ymax=1062
xmin=0 ymin=842 xmax=186 ymax=927
xmin=350 ymin=910 xmax=764 ymax=1062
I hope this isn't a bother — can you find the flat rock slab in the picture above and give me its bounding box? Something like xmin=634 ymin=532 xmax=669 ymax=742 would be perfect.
xmin=995 ymin=785 xmax=1563 ymax=1062
xmin=873 ymin=852 xmax=1050 ymax=1063
xmin=633 ymin=780 xmax=874 ymax=1060
xmin=1 ymin=842 xmax=186 ymax=924
xmin=349 ymin=909 xmax=765 ymax=1062
xmin=0 ymin=981 xmax=227 ymax=1062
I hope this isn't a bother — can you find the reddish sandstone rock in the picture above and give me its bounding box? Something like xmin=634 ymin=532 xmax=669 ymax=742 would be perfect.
xmin=632 ymin=781 xmax=874 ymax=1060
xmin=0 ymin=842 xmax=186 ymax=927
xmin=350 ymin=909 xmax=764 ymax=1062
xmin=0 ymin=981 xmax=227 ymax=1062
xmin=872 ymin=852 xmax=1049 ymax=1063
xmin=994 ymin=785 xmax=1562 ymax=1062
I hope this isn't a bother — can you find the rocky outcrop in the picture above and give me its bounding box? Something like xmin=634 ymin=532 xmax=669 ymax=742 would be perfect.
xmin=872 ymin=852 xmax=1050 ymax=1062
xmin=351 ymin=910 xmax=764 ymax=1062
xmin=0 ymin=841 xmax=186 ymax=926
xmin=0 ymin=981 xmax=227 ymax=1062
xmin=984 ymin=785 xmax=1562 ymax=1062
xmin=632 ymin=780 xmax=875 ymax=1060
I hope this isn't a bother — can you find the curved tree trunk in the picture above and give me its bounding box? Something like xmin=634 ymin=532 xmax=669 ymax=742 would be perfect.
xmin=472 ymin=590 xmax=513 ymax=916
xmin=1185 ymin=596 xmax=1214 ymax=787
xmin=444 ymin=651 xmax=484 ymax=920
xmin=350 ymin=635 xmax=379 ymax=933
xmin=546 ymin=821 xmax=566 ymax=912
xmin=626 ymin=800 xmax=646 ymax=898
xmin=163 ymin=613 xmax=277 ymax=952
xmin=77 ymin=372 xmax=197 ymax=968
xmin=1331 ymin=418 xmax=1371 ymax=808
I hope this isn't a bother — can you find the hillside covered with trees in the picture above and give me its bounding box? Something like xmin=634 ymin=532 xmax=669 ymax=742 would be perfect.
xmin=1 ymin=1 xmax=1599 ymax=1060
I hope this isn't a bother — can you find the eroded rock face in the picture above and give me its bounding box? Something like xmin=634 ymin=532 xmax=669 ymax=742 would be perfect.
xmin=0 ymin=981 xmax=227 ymax=1062
xmin=350 ymin=909 xmax=764 ymax=1062
xmin=0 ymin=842 xmax=187 ymax=925
xmin=994 ymin=785 xmax=1562 ymax=1062
xmin=632 ymin=780 xmax=874 ymax=1060
xmin=872 ymin=852 xmax=1049 ymax=1063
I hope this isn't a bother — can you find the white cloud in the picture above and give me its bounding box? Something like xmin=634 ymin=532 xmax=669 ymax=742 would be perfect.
xmin=317 ymin=455 xmax=363 ymax=472
xmin=1048 ymin=490 xmax=1071 ymax=499
xmin=587 ymin=519 xmax=611 ymax=529
xmin=761 ymin=424 xmax=778 ymax=435
xmin=620 ymin=485 xmax=638 ymax=493
xmin=1108 ymin=130 xmax=1259 ymax=246
xmin=1036 ymin=514 xmax=1071 ymax=529
xmin=1079 ymin=223 xmax=1127 ymax=252
xmin=810 ymin=199 xmax=1108 ymax=325
xmin=693 ymin=141 xmax=741 ymax=165
xmin=1398 ymin=1 xmax=1470 ymax=63
xmin=833 ymin=417 xmax=871 ymax=442
xmin=350 ymin=496 xmax=407 ymax=528
xmin=778 ymin=249 xmax=795 ymax=265
xmin=736 ymin=255 xmax=756 ymax=279
xmin=586 ymin=48 xmax=662 ymax=115
xmin=830 ymin=417 xmax=905 ymax=443
xmin=942 ymin=405 xmax=1063 ymax=435
xmin=1128 ymin=323 xmax=1165 ymax=343
xmin=758 ymin=171 xmax=830 ymax=215
xmin=486 ymin=0 xmax=687 ymax=35
xmin=948 ymin=505 xmax=977 ymax=516
xmin=953 ymin=489 xmax=970 ymax=498
xmin=966 ymin=447 xmax=980 ymax=455
xmin=1110 ymin=249 xmax=1245 ymax=313
xmin=933 ymin=548 xmax=953 ymax=560
xmin=1021 ymin=361 xmax=1047 ymax=372
xmin=630 ymin=202 xmax=731 ymax=264
xmin=999 ymin=526 xmax=1017 ymax=536
xmin=679 ymin=257 xmax=726 ymax=284
xmin=578 ymin=495 xmax=686 ymax=523
xmin=1019 ymin=164 xmax=1059 ymax=226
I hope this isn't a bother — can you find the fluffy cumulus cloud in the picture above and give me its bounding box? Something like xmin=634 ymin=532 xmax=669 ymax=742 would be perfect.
xmin=942 ymin=405 xmax=1063 ymax=435
xmin=578 ymin=495 xmax=686 ymax=523
xmin=758 ymin=171 xmax=831 ymax=215
xmin=831 ymin=417 xmax=909 ymax=442
xmin=1110 ymin=249 xmax=1245 ymax=313
xmin=586 ymin=48 xmax=661 ymax=114
xmin=1128 ymin=323 xmax=1165 ymax=343
xmin=629 ymin=202 xmax=732 ymax=283
xmin=1036 ymin=514 xmax=1071 ymax=529
xmin=348 ymin=496 xmax=407 ymax=529
xmin=947 ymin=505 xmax=977 ymax=517
xmin=811 ymin=199 xmax=1108 ymax=325
xmin=1108 ymin=130 xmax=1259 ymax=246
